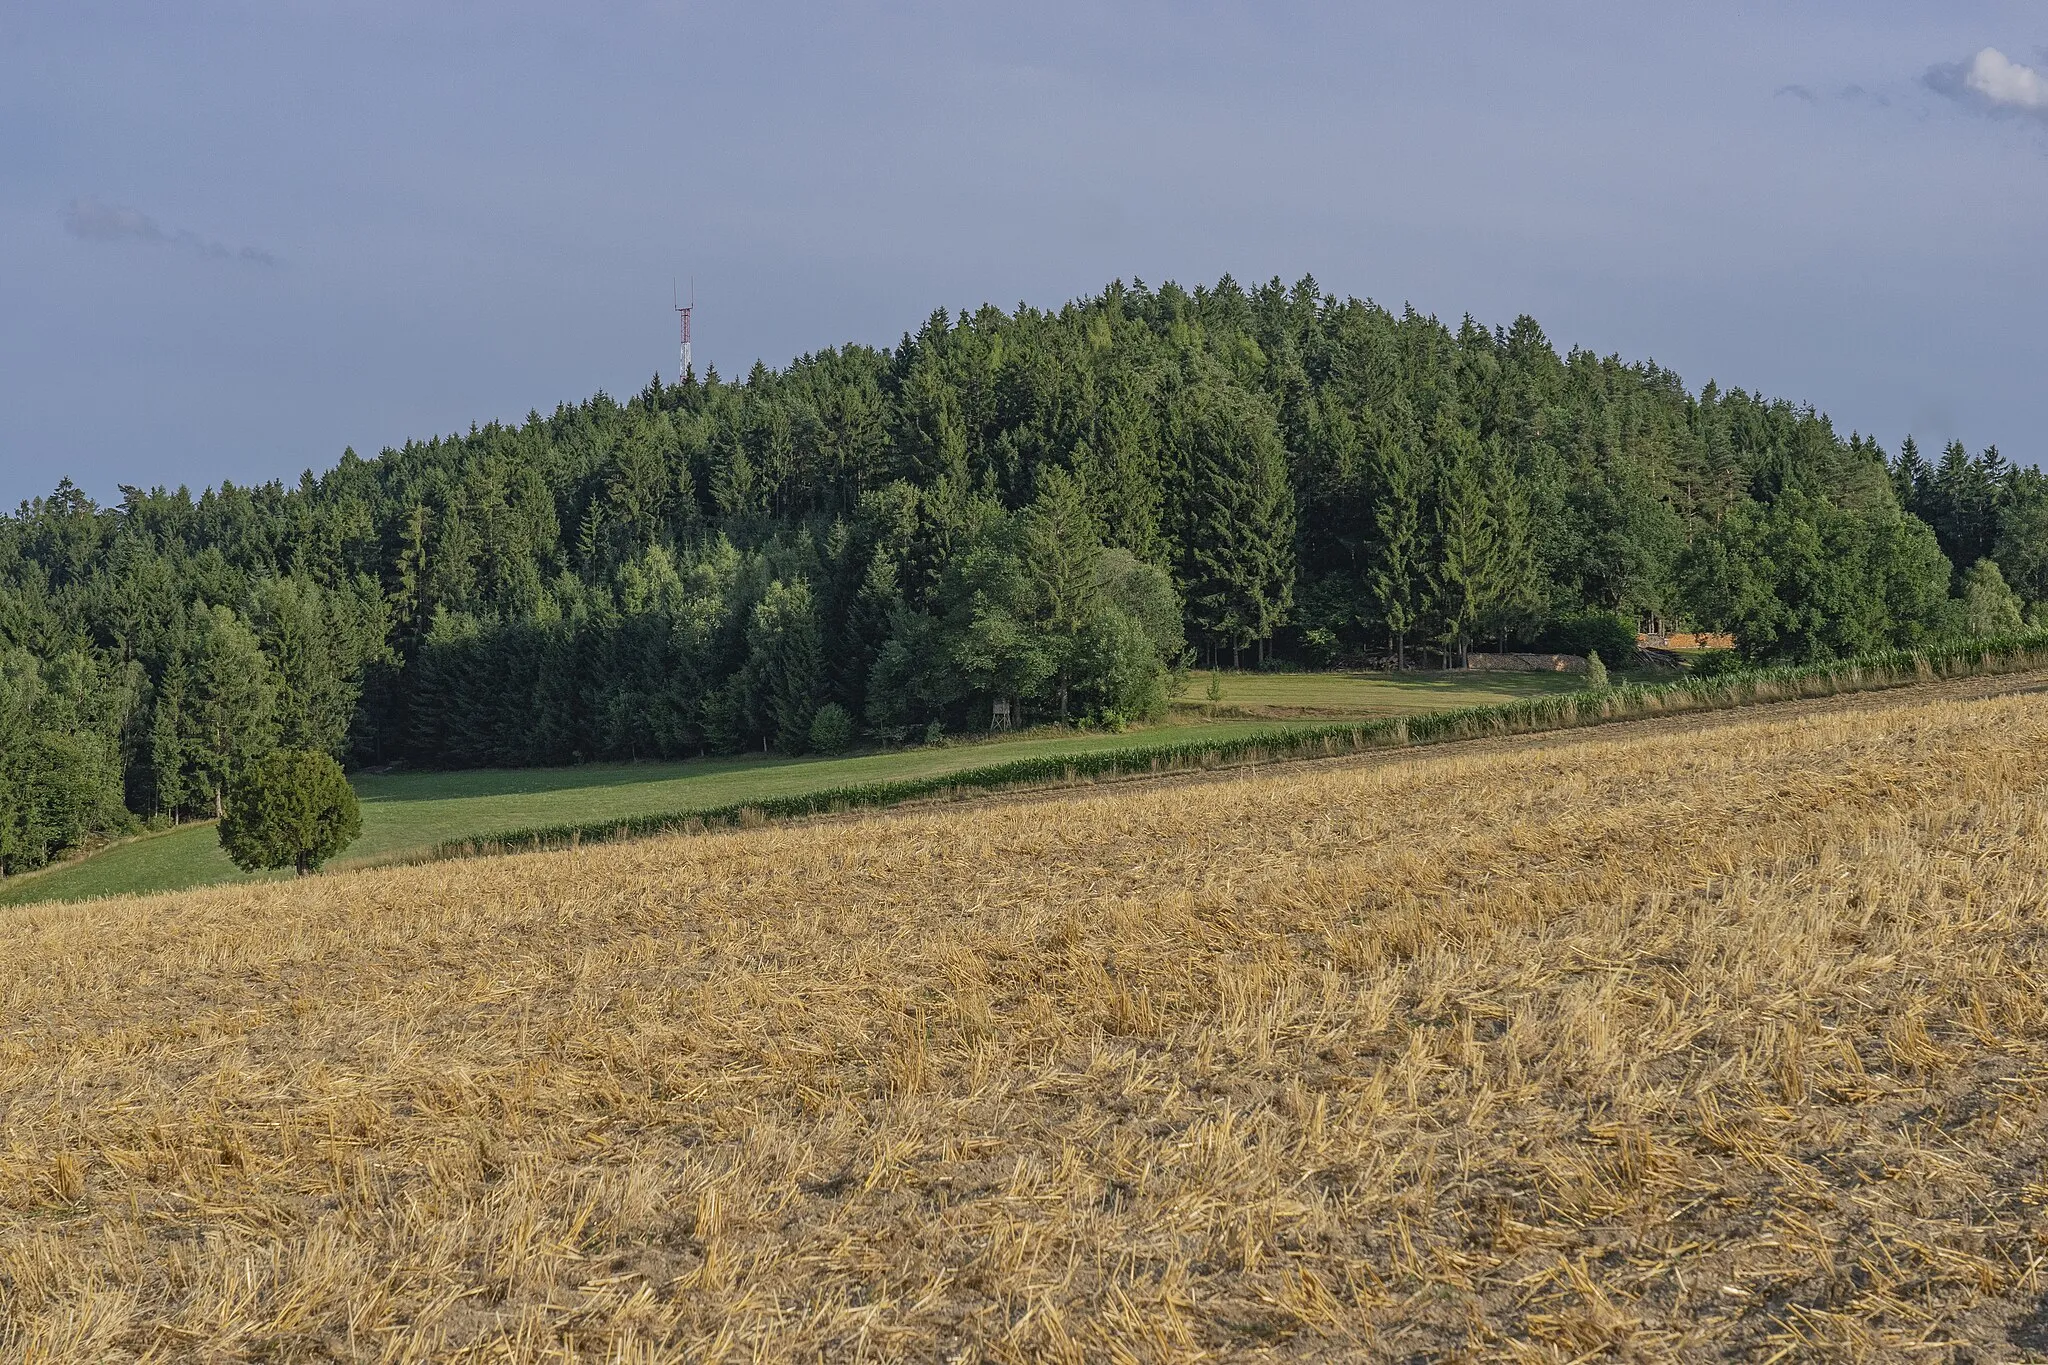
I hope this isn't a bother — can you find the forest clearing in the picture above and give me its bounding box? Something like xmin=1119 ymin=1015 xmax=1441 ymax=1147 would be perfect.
xmin=5 ymin=672 xmax=2048 ymax=1360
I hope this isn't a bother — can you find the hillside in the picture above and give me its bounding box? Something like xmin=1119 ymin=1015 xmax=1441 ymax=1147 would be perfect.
xmin=5 ymin=672 xmax=2047 ymax=1359
xmin=11 ymin=273 xmax=2045 ymax=879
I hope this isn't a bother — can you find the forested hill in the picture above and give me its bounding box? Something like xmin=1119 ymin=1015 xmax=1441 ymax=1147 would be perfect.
xmin=4 ymin=274 xmax=2044 ymax=873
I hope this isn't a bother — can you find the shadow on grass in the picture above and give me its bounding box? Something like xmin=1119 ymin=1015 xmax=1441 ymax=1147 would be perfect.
xmin=351 ymin=754 xmax=806 ymax=804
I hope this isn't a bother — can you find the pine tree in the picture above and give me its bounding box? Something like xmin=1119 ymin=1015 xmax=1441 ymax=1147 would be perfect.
xmin=254 ymin=577 xmax=359 ymax=757
xmin=748 ymin=578 xmax=824 ymax=754
xmin=1369 ymin=419 xmax=1425 ymax=668
xmin=1890 ymin=434 xmax=1929 ymax=514
xmin=1171 ymin=377 xmax=1296 ymax=667
xmin=1073 ymin=389 xmax=1164 ymax=562
xmin=391 ymin=503 xmax=433 ymax=651
xmin=1429 ymin=417 xmax=1497 ymax=667
xmin=149 ymin=658 xmax=191 ymax=818
xmin=1483 ymin=450 xmax=1544 ymax=650
xmin=1018 ymin=466 xmax=1103 ymax=717
xmin=187 ymin=606 xmax=279 ymax=818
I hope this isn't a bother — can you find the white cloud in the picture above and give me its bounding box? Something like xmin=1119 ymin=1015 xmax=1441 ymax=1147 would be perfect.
xmin=63 ymin=196 xmax=279 ymax=266
xmin=1927 ymin=47 xmax=2048 ymax=119
xmin=1964 ymin=47 xmax=2048 ymax=111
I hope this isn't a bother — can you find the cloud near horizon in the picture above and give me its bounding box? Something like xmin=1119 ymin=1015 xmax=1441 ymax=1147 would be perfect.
xmin=63 ymin=196 xmax=279 ymax=266
xmin=1927 ymin=47 xmax=2048 ymax=118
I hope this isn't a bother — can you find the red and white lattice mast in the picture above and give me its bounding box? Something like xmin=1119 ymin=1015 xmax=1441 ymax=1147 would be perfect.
xmin=673 ymin=279 xmax=694 ymax=384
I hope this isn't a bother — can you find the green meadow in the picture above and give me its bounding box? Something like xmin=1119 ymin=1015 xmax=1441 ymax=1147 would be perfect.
xmin=1 ymin=669 xmax=1585 ymax=908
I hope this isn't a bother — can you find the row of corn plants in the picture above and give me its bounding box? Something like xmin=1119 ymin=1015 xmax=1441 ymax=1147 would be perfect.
xmin=414 ymin=632 xmax=2048 ymax=865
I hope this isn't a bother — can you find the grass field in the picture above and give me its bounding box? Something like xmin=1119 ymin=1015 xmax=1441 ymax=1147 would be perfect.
xmin=5 ymin=672 xmax=2047 ymax=1359
xmin=1172 ymin=666 xmax=1584 ymax=716
xmin=0 ymin=718 xmax=1322 ymax=907
xmin=2 ymin=670 xmax=1575 ymax=908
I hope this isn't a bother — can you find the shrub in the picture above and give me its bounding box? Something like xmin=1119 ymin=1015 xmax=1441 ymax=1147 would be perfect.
xmin=1585 ymin=651 xmax=1610 ymax=689
xmin=219 ymin=749 xmax=362 ymax=875
xmin=1541 ymin=611 xmax=1637 ymax=666
xmin=809 ymin=703 xmax=855 ymax=755
xmin=1687 ymin=649 xmax=1745 ymax=679
xmin=1961 ymin=559 xmax=2024 ymax=637
xmin=0 ymin=730 xmax=132 ymax=875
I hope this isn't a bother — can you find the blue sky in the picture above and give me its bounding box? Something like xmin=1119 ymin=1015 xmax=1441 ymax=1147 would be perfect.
xmin=4 ymin=2 xmax=2045 ymax=505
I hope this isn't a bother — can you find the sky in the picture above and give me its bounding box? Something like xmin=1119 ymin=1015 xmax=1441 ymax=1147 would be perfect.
xmin=4 ymin=1 xmax=2046 ymax=507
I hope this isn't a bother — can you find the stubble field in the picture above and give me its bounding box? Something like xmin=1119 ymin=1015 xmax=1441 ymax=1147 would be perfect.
xmin=4 ymin=675 xmax=2048 ymax=1361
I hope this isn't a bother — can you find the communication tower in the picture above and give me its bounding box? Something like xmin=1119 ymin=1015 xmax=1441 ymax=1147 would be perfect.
xmin=673 ymin=279 xmax=694 ymax=384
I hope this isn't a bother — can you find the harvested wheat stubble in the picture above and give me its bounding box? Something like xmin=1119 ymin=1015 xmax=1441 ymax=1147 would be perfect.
xmin=4 ymin=679 xmax=2048 ymax=1362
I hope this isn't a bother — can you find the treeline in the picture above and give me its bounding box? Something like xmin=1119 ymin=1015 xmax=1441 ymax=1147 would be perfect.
xmin=3 ymin=274 xmax=2042 ymax=871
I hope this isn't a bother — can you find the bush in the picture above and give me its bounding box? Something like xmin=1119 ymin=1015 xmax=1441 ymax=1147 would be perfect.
xmin=0 ymin=730 xmax=132 ymax=875
xmin=219 ymin=749 xmax=362 ymax=875
xmin=416 ymin=633 xmax=2048 ymax=861
xmin=808 ymin=703 xmax=855 ymax=755
xmin=1961 ymin=559 xmax=2024 ymax=637
xmin=1540 ymin=610 xmax=1637 ymax=666
xmin=1687 ymin=649 xmax=1745 ymax=679
xmin=1584 ymin=651 xmax=1610 ymax=690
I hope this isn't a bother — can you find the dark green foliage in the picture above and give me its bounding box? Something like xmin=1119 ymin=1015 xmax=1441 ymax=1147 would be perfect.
xmin=419 ymin=634 xmax=2048 ymax=864
xmin=1687 ymin=649 xmax=1746 ymax=679
xmin=1539 ymin=610 xmax=1638 ymax=666
xmin=1170 ymin=375 xmax=1296 ymax=664
xmin=808 ymin=702 xmax=855 ymax=755
xmin=1679 ymin=491 xmax=1951 ymax=661
xmin=1959 ymin=559 xmax=2024 ymax=637
xmin=1992 ymin=486 xmax=2048 ymax=608
xmin=218 ymin=748 xmax=362 ymax=875
xmin=0 ymin=272 xmax=2026 ymax=857
xmin=0 ymin=647 xmax=135 ymax=874
xmin=749 ymin=578 xmax=825 ymax=754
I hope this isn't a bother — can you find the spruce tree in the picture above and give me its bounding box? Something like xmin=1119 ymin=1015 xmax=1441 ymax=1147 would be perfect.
xmin=148 ymin=658 xmax=191 ymax=819
xmin=1073 ymin=389 xmax=1165 ymax=561
xmin=1018 ymin=466 xmax=1103 ymax=717
xmin=1429 ymin=416 xmax=1498 ymax=667
xmin=747 ymin=578 xmax=824 ymax=754
xmin=1369 ymin=418 xmax=1425 ymax=668
xmin=187 ymin=606 xmax=279 ymax=818
xmin=254 ymin=577 xmax=359 ymax=757
xmin=1172 ymin=377 xmax=1296 ymax=667
xmin=1483 ymin=450 xmax=1544 ymax=651
xmin=1890 ymin=434 xmax=1930 ymax=514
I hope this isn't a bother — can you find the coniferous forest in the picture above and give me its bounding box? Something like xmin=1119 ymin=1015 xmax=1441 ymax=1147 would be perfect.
xmin=4 ymin=275 xmax=2044 ymax=873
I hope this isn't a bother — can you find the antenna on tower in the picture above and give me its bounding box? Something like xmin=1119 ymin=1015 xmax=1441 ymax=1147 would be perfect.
xmin=673 ymin=277 xmax=694 ymax=384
